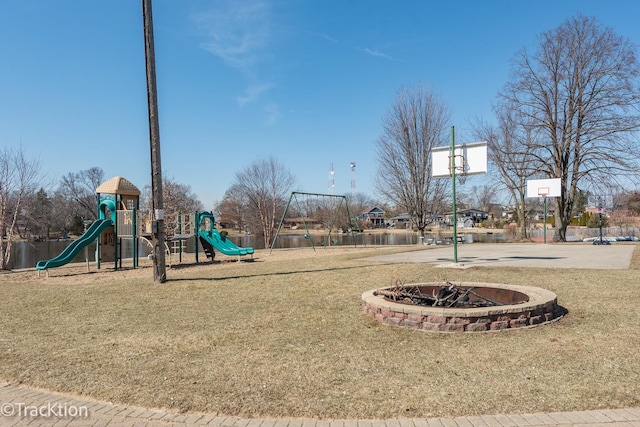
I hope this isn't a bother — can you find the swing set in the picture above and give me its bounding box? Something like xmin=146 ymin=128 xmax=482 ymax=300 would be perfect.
xmin=270 ymin=191 xmax=365 ymax=253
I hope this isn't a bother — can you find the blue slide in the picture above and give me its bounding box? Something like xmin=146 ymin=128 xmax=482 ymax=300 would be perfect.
xmin=35 ymin=219 xmax=113 ymax=270
xmin=198 ymin=229 xmax=254 ymax=257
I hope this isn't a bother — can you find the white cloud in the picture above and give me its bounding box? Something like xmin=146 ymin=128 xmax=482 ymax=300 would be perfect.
xmin=363 ymin=48 xmax=392 ymax=60
xmin=313 ymin=32 xmax=338 ymax=43
xmin=237 ymin=83 xmax=274 ymax=107
xmin=313 ymin=31 xmax=393 ymax=60
xmin=194 ymin=1 xmax=277 ymax=108
xmin=194 ymin=0 xmax=271 ymax=73
xmin=263 ymin=103 xmax=280 ymax=125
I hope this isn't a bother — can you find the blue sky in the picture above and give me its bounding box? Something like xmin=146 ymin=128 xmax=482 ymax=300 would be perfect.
xmin=2 ymin=1 xmax=640 ymax=209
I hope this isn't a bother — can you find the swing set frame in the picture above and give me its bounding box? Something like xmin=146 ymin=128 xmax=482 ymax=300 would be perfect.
xmin=270 ymin=191 xmax=365 ymax=253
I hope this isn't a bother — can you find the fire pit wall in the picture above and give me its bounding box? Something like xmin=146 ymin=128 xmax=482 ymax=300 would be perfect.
xmin=361 ymin=282 xmax=563 ymax=333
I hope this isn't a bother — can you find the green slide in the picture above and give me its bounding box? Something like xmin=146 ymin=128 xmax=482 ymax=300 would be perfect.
xmin=36 ymin=219 xmax=113 ymax=270
xmin=198 ymin=229 xmax=254 ymax=257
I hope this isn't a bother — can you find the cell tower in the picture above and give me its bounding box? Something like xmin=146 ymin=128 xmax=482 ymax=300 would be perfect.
xmin=328 ymin=163 xmax=335 ymax=194
xmin=350 ymin=161 xmax=356 ymax=196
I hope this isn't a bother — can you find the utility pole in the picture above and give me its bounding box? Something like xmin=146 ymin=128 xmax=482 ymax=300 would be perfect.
xmin=142 ymin=0 xmax=166 ymax=283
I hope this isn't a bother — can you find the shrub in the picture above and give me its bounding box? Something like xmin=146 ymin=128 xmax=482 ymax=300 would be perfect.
xmin=586 ymin=212 xmax=608 ymax=228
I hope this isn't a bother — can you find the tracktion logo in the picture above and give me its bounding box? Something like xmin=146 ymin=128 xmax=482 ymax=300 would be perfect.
xmin=1 ymin=401 xmax=89 ymax=419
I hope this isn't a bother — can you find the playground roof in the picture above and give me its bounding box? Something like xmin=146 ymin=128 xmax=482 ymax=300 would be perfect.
xmin=96 ymin=176 xmax=141 ymax=196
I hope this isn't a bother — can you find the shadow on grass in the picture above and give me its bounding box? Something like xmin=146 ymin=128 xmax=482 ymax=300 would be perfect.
xmin=166 ymin=262 xmax=399 ymax=282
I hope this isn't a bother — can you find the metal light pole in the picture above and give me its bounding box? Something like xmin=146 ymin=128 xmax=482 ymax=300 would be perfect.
xmin=142 ymin=0 xmax=166 ymax=283
xmin=598 ymin=210 xmax=604 ymax=244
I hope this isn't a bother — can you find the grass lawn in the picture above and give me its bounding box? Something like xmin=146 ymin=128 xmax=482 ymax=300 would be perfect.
xmin=1 ymin=245 xmax=639 ymax=419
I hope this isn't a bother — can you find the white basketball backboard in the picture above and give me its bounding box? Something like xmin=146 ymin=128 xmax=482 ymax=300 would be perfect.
xmin=431 ymin=141 xmax=488 ymax=178
xmin=526 ymin=178 xmax=562 ymax=198
xmin=587 ymin=195 xmax=614 ymax=210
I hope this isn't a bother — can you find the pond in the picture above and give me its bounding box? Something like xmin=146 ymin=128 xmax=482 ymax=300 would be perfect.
xmin=8 ymin=231 xmax=507 ymax=270
xmin=9 ymin=239 xmax=152 ymax=270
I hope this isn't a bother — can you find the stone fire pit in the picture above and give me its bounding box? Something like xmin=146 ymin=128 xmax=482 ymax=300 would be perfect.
xmin=361 ymin=282 xmax=563 ymax=332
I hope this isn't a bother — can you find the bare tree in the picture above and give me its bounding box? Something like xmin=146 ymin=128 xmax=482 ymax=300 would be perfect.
xmin=501 ymin=15 xmax=640 ymax=241
xmin=57 ymin=167 xmax=105 ymax=221
xmin=374 ymin=83 xmax=451 ymax=238
xmin=19 ymin=188 xmax=51 ymax=240
xmin=345 ymin=192 xmax=386 ymax=227
xmin=316 ymin=192 xmax=371 ymax=231
xmin=232 ymin=157 xmax=296 ymax=247
xmin=0 ymin=147 xmax=40 ymax=269
xmin=625 ymin=191 xmax=640 ymax=215
xmin=473 ymin=108 xmax=539 ymax=240
xmin=142 ymin=177 xmax=204 ymax=235
xmin=347 ymin=192 xmax=376 ymax=218
xmin=48 ymin=192 xmax=74 ymax=236
xmin=469 ymin=185 xmax=500 ymax=213
xmin=215 ymin=184 xmax=249 ymax=231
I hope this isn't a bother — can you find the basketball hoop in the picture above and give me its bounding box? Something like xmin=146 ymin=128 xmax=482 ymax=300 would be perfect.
xmin=526 ymin=180 xmax=562 ymax=245
xmin=537 ymin=187 xmax=550 ymax=198
xmin=446 ymin=154 xmax=467 ymax=177
xmin=527 ymin=179 xmax=561 ymax=199
xmin=432 ymin=141 xmax=488 ymax=178
xmin=587 ymin=195 xmax=614 ymax=212
xmin=449 ymin=154 xmax=466 ymax=175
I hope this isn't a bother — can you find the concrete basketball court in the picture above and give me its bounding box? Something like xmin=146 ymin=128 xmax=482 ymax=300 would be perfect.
xmin=363 ymin=242 xmax=636 ymax=269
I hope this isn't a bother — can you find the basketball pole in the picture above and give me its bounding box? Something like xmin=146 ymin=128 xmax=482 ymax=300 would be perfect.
xmin=451 ymin=126 xmax=458 ymax=263
xmin=543 ymin=196 xmax=547 ymax=244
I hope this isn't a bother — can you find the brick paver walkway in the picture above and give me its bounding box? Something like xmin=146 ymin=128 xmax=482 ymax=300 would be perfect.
xmin=1 ymin=381 xmax=639 ymax=427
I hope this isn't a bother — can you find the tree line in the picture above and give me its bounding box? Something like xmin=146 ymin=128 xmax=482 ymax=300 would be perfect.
xmin=4 ymin=13 xmax=640 ymax=269
xmin=222 ymin=15 xmax=640 ymax=245
xmin=217 ymin=14 xmax=640 ymax=246
xmin=0 ymin=158 xmax=204 ymax=269
xmin=375 ymin=14 xmax=640 ymax=242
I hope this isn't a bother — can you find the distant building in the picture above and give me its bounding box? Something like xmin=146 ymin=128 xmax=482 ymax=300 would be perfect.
xmin=387 ymin=213 xmax=448 ymax=229
xmin=284 ymin=217 xmax=319 ymax=229
xmin=359 ymin=207 xmax=386 ymax=228
xmin=388 ymin=213 xmax=411 ymax=229
xmin=446 ymin=209 xmax=489 ymax=225
xmin=527 ymin=208 xmax=555 ymax=221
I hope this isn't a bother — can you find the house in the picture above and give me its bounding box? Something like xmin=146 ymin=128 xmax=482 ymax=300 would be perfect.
xmin=284 ymin=217 xmax=319 ymax=229
xmin=459 ymin=209 xmax=489 ymax=223
xmin=388 ymin=213 xmax=411 ymax=229
xmin=457 ymin=218 xmax=476 ymax=229
xmin=359 ymin=207 xmax=386 ymax=228
xmin=218 ymin=219 xmax=239 ymax=229
xmin=446 ymin=209 xmax=489 ymax=225
xmin=527 ymin=207 xmax=555 ymax=221
xmin=388 ymin=213 xmax=447 ymax=229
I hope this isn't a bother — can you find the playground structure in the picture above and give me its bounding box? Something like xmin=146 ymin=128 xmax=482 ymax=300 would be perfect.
xmin=35 ymin=176 xmax=254 ymax=275
xmin=36 ymin=176 xmax=142 ymax=276
xmin=164 ymin=211 xmax=254 ymax=265
xmin=195 ymin=211 xmax=254 ymax=260
xmin=270 ymin=191 xmax=365 ymax=253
